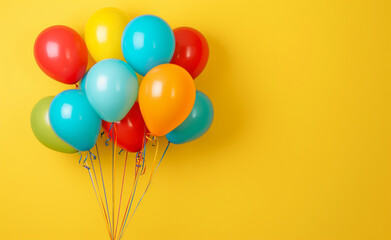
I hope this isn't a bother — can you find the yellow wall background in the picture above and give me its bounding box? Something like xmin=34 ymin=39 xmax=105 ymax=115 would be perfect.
xmin=1 ymin=0 xmax=391 ymax=239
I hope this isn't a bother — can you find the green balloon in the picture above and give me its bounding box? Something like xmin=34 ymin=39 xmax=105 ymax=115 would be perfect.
xmin=30 ymin=96 xmax=77 ymax=154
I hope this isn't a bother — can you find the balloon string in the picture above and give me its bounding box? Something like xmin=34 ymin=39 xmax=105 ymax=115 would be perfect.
xmin=75 ymin=83 xmax=79 ymax=89
xmin=117 ymin=153 xmax=143 ymax=239
xmin=119 ymin=136 xmax=160 ymax=239
xmin=118 ymin=133 xmax=148 ymax=237
xmin=114 ymin=151 xmax=128 ymax=240
xmin=112 ymin=123 xmax=117 ymax=239
xmin=146 ymin=135 xmax=160 ymax=183
xmin=117 ymin=129 xmax=148 ymax=239
xmin=96 ymin=144 xmax=113 ymax=236
xmin=85 ymin=159 xmax=112 ymax=240
xmin=78 ymin=152 xmax=89 ymax=170
xmin=88 ymin=151 xmax=113 ymax=240
xmin=120 ymin=141 xmax=171 ymax=239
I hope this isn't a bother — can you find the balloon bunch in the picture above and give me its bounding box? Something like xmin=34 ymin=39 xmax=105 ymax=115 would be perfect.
xmin=30 ymin=7 xmax=213 ymax=240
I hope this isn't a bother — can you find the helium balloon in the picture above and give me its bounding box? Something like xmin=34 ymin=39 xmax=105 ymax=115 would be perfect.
xmin=85 ymin=59 xmax=138 ymax=122
xmin=85 ymin=7 xmax=129 ymax=62
xmin=171 ymin=27 xmax=209 ymax=79
xmin=102 ymin=102 xmax=147 ymax=152
xmin=139 ymin=64 xmax=196 ymax=136
xmin=34 ymin=25 xmax=88 ymax=84
xmin=122 ymin=15 xmax=175 ymax=76
xmin=30 ymin=96 xmax=77 ymax=153
xmin=166 ymin=91 xmax=214 ymax=144
xmin=49 ymin=90 xmax=102 ymax=151
xmin=78 ymin=71 xmax=88 ymax=91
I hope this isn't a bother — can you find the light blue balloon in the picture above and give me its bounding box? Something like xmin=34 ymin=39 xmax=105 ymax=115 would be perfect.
xmin=49 ymin=90 xmax=102 ymax=151
xmin=166 ymin=91 xmax=214 ymax=144
xmin=78 ymin=71 xmax=88 ymax=91
xmin=121 ymin=15 xmax=175 ymax=76
xmin=85 ymin=59 xmax=138 ymax=122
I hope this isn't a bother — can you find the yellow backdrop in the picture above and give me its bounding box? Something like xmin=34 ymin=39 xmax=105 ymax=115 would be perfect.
xmin=1 ymin=0 xmax=391 ymax=239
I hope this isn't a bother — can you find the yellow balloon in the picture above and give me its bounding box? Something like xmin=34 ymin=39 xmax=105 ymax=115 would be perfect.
xmin=139 ymin=64 xmax=196 ymax=136
xmin=85 ymin=7 xmax=129 ymax=62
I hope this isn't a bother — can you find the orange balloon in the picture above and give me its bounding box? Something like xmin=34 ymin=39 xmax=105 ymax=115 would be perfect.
xmin=139 ymin=64 xmax=196 ymax=136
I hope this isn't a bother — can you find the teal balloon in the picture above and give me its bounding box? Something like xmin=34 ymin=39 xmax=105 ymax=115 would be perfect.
xmin=166 ymin=91 xmax=214 ymax=144
xmin=49 ymin=90 xmax=102 ymax=151
xmin=121 ymin=15 xmax=175 ymax=76
xmin=85 ymin=59 xmax=138 ymax=122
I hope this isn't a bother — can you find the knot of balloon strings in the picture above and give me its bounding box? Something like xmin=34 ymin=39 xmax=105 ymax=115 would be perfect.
xmin=135 ymin=152 xmax=146 ymax=175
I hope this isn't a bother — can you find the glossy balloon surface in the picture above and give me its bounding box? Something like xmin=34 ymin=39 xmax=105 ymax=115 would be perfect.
xmin=166 ymin=91 xmax=214 ymax=144
xmin=85 ymin=7 xmax=129 ymax=62
xmin=85 ymin=59 xmax=138 ymax=122
xmin=171 ymin=27 xmax=209 ymax=79
xmin=139 ymin=64 xmax=196 ymax=136
xmin=49 ymin=90 xmax=102 ymax=151
xmin=121 ymin=15 xmax=175 ymax=76
xmin=102 ymin=102 xmax=147 ymax=152
xmin=31 ymin=96 xmax=77 ymax=153
xmin=34 ymin=25 xmax=88 ymax=84
xmin=78 ymin=70 xmax=88 ymax=91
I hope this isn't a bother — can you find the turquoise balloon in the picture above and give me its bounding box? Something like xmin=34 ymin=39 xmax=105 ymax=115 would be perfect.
xmin=121 ymin=15 xmax=175 ymax=76
xmin=49 ymin=90 xmax=102 ymax=151
xmin=85 ymin=59 xmax=138 ymax=122
xmin=166 ymin=91 xmax=214 ymax=144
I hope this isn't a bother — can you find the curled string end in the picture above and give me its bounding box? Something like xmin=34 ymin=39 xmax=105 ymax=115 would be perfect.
xmin=78 ymin=151 xmax=90 ymax=170
xmin=89 ymin=150 xmax=97 ymax=160
xmin=105 ymin=138 xmax=111 ymax=146
xmin=83 ymin=152 xmax=90 ymax=170
xmin=135 ymin=152 xmax=144 ymax=169
xmin=103 ymin=123 xmax=114 ymax=146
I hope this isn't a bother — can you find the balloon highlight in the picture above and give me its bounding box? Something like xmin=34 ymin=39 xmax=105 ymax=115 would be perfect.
xmin=139 ymin=64 xmax=196 ymax=136
xmin=49 ymin=90 xmax=102 ymax=151
xmin=122 ymin=15 xmax=175 ymax=76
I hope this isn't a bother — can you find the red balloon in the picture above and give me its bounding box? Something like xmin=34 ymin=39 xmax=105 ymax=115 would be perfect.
xmin=102 ymin=102 xmax=148 ymax=153
xmin=34 ymin=25 xmax=88 ymax=84
xmin=170 ymin=27 xmax=209 ymax=79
